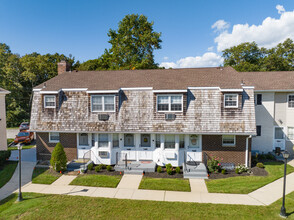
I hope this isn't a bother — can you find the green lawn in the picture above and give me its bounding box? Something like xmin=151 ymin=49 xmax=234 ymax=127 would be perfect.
xmin=1 ymin=192 xmax=294 ymax=219
xmin=32 ymin=168 xmax=62 ymax=184
xmin=0 ymin=161 xmax=18 ymax=188
xmin=139 ymin=177 xmax=191 ymax=192
xmin=206 ymin=161 xmax=294 ymax=194
xmin=69 ymin=174 xmax=122 ymax=188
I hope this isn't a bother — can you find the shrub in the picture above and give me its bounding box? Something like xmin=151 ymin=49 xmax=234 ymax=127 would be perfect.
xmin=221 ymin=169 xmax=226 ymax=174
xmin=235 ymin=164 xmax=248 ymax=174
xmin=87 ymin=163 xmax=93 ymax=171
xmin=165 ymin=163 xmax=172 ymax=170
xmin=175 ymin=167 xmax=181 ymax=174
xmin=106 ymin=165 xmax=112 ymax=171
xmin=167 ymin=168 xmax=173 ymax=175
xmin=235 ymin=168 xmax=239 ymax=174
xmin=99 ymin=164 xmax=106 ymax=169
xmin=0 ymin=150 xmax=11 ymax=165
xmin=265 ymin=153 xmax=275 ymax=160
xmin=207 ymin=157 xmax=222 ymax=173
xmin=50 ymin=142 xmax=67 ymax=172
xmin=256 ymin=162 xmax=265 ymax=168
xmin=95 ymin=166 xmax=101 ymax=172
xmin=157 ymin=166 xmax=162 ymax=173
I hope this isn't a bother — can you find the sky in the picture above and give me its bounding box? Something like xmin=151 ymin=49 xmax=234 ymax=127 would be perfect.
xmin=1 ymin=0 xmax=294 ymax=68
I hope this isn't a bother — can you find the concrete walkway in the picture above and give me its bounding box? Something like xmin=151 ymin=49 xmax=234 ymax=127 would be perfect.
xmin=51 ymin=175 xmax=77 ymax=186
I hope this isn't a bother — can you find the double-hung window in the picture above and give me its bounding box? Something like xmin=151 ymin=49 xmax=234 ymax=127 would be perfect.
xmin=157 ymin=95 xmax=183 ymax=112
xmin=224 ymin=94 xmax=238 ymax=108
xmin=79 ymin=133 xmax=89 ymax=146
xmin=288 ymin=127 xmax=294 ymax=140
xmin=165 ymin=134 xmax=175 ymax=149
xmin=91 ymin=95 xmax=115 ymax=112
xmin=44 ymin=95 xmax=56 ymax=108
xmin=288 ymin=95 xmax=294 ymax=108
xmin=49 ymin=132 xmax=59 ymax=143
xmin=222 ymin=135 xmax=236 ymax=146
xmin=98 ymin=134 xmax=109 ymax=148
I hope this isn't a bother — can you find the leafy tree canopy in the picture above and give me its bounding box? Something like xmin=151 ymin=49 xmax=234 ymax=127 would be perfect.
xmin=79 ymin=14 xmax=162 ymax=71
xmin=222 ymin=38 xmax=294 ymax=72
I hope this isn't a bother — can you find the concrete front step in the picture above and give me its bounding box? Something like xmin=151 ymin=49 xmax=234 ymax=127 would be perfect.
xmin=184 ymin=173 xmax=208 ymax=179
xmin=183 ymin=162 xmax=208 ymax=179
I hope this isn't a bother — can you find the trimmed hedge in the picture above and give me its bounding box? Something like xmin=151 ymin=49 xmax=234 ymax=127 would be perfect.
xmin=0 ymin=150 xmax=11 ymax=165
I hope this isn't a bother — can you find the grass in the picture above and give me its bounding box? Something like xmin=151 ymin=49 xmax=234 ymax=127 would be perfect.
xmin=32 ymin=168 xmax=62 ymax=184
xmin=69 ymin=174 xmax=122 ymax=188
xmin=7 ymin=138 xmax=35 ymax=151
xmin=139 ymin=177 xmax=191 ymax=192
xmin=206 ymin=161 xmax=294 ymax=194
xmin=6 ymin=127 xmax=19 ymax=129
xmin=1 ymin=192 xmax=294 ymax=219
xmin=0 ymin=161 xmax=18 ymax=188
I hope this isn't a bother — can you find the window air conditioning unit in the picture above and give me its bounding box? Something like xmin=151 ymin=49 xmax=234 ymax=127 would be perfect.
xmin=165 ymin=113 xmax=176 ymax=120
xmin=99 ymin=151 xmax=108 ymax=158
xmin=98 ymin=114 xmax=109 ymax=121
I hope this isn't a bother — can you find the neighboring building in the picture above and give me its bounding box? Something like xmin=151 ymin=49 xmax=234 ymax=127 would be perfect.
xmin=0 ymin=87 xmax=10 ymax=151
xmin=241 ymin=71 xmax=294 ymax=156
xmin=30 ymin=63 xmax=256 ymax=167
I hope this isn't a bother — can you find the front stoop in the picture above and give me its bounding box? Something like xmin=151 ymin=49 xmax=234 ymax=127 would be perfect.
xmin=114 ymin=161 xmax=156 ymax=174
xmin=183 ymin=163 xmax=208 ymax=179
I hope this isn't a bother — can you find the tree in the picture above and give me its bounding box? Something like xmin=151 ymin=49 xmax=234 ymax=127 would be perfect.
xmin=50 ymin=142 xmax=67 ymax=172
xmin=222 ymin=38 xmax=294 ymax=72
xmin=78 ymin=14 xmax=162 ymax=71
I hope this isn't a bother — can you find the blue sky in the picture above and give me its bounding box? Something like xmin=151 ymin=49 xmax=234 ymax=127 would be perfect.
xmin=1 ymin=0 xmax=294 ymax=68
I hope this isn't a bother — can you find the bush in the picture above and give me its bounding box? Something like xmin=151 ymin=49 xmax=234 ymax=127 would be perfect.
xmin=175 ymin=167 xmax=181 ymax=174
xmin=99 ymin=164 xmax=106 ymax=169
xmin=50 ymin=142 xmax=67 ymax=172
xmin=0 ymin=150 xmax=11 ymax=165
xmin=265 ymin=153 xmax=275 ymax=160
xmin=106 ymin=165 xmax=112 ymax=171
xmin=95 ymin=166 xmax=101 ymax=172
xmin=165 ymin=163 xmax=172 ymax=170
xmin=207 ymin=157 xmax=222 ymax=173
xmin=167 ymin=168 xmax=173 ymax=175
xmin=235 ymin=168 xmax=239 ymax=174
xmin=157 ymin=166 xmax=162 ymax=173
xmin=256 ymin=162 xmax=265 ymax=168
xmin=235 ymin=164 xmax=248 ymax=174
xmin=87 ymin=163 xmax=93 ymax=171
xmin=221 ymin=169 xmax=226 ymax=174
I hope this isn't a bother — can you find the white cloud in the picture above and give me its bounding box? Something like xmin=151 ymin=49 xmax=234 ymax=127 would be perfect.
xmin=276 ymin=4 xmax=285 ymax=14
xmin=163 ymin=56 xmax=169 ymax=60
xmin=207 ymin=46 xmax=214 ymax=51
xmin=159 ymin=52 xmax=223 ymax=69
xmin=214 ymin=6 xmax=294 ymax=52
xmin=211 ymin=20 xmax=230 ymax=32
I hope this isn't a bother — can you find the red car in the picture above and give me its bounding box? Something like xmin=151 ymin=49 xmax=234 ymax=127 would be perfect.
xmin=14 ymin=131 xmax=34 ymax=144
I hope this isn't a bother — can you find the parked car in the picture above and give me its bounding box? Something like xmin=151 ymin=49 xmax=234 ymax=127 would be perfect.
xmin=19 ymin=122 xmax=30 ymax=131
xmin=14 ymin=131 xmax=34 ymax=144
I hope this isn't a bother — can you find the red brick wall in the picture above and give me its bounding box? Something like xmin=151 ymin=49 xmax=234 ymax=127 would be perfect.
xmin=202 ymin=135 xmax=250 ymax=165
xmin=36 ymin=132 xmax=77 ymax=161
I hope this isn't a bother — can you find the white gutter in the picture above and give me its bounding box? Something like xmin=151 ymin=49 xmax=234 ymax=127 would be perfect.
xmin=188 ymin=87 xmax=220 ymax=90
xmin=87 ymin=90 xmax=118 ymax=94
xmin=153 ymin=89 xmax=187 ymax=93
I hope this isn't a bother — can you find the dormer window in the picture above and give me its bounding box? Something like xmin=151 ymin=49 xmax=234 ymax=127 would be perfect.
xmin=224 ymin=94 xmax=238 ymax=108
xmin=157 ymin=95 xmax=183 ymax=112
xmin=91 ymin=95 xmax=115 ymax=112
xmin=44 ymin=95 xmax=56 ymax=108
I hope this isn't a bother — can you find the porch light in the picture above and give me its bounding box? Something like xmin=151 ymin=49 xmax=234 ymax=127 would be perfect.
xmin=282 ymin=151 xmax=290 ymax=159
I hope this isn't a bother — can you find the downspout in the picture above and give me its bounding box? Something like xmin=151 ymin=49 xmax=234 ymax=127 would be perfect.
xmin=245 ymin=135 xmax=252 ymax=167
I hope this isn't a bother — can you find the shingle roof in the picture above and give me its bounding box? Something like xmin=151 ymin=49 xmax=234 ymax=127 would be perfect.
xmin=34 ymin=66 xmax=294 ymax=91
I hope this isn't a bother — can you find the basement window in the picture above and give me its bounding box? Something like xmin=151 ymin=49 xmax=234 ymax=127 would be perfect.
xmin=224 ymin=94 xmax=238 ymax=108
xmin=222 ymin=135 xmax=236 ymax=146
xmin=44 ymin=95 xmax=56 ymax=108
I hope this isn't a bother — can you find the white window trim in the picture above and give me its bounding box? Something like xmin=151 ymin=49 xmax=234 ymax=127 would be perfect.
xmin=44 ymin=95 xmax=56 ymax=108
xmin=222 ymin=135 xmax=236 ymax=147
xmin=157 ymin=94 xmax=183 ymax=112
xmin=287 ymin=94 xmax=294 ymax=108
xmin=91 ymin=95 xmax=115 ymax=112
xmin=49 ymin=132 xmax=59 ymax=143
xmin=287 ymin=127 xmax=294 ymax=141
xmin=224 ymin=94 xmax=238 ymax=108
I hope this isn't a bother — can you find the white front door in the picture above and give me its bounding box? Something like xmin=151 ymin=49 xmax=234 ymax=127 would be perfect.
xmin=121 ymin=134 xmax=137 ymax=160
xmin=139 ymin=134 xmax=153 ymax=160
xmin=274 ymin=127 xmax=285 ymax=150
xmin=186 ymin=135 xmax=202 ymax=162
